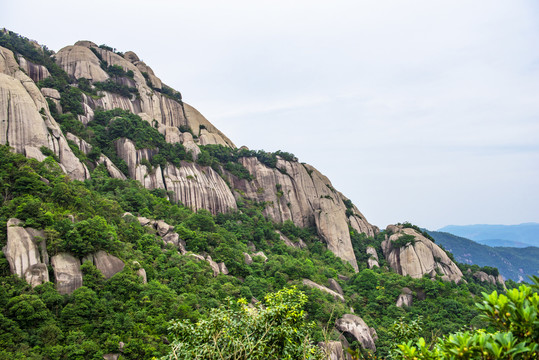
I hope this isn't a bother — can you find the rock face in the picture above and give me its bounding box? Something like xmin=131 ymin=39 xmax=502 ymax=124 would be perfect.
xmin=318 ymin=341 xmax=351 ymax=360
xmin=51 ymin=253 xmax=83 ymax=295
xmin=55 ymin=42 xmax=234 ymax=148
xmin=114 ymin=138 xmax=237 ymax=215
xmin=366 ymin=246 xmax=380 ymax=269
xmin=381 ymin=226 xmax=463 ymax=283
xmin=335 ymin=314 xmax=377 ymax=351
xmin=396 ymin=287 xmax=413 ymax=307
xmin=3 ymin=218 xmax=49 ymax=287
xmin=473 ymin=271 xmax=506 ymax=288
xmin=328 ymin=278 xmax=344 ymax=296
xmin=0 ymin=46 xmax=89 ymax=181
xmin=277 ymin=230 xmax=307 ymax=249
xmin=17 ymin=55 xmax=50 ymax=82
xmin=230 ymin=158 xmax=376 ymax=272
xmin=302 ymin=279 xmax=345 ymax=302
xmin=91 ymin=251 xmax=125 ymax=279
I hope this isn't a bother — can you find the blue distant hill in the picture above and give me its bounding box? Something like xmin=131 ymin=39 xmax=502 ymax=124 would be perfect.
xmin=427 ymin=230 xmax=539 ymax=282
xmin=438 ymin=223 xmax=539 ymax=248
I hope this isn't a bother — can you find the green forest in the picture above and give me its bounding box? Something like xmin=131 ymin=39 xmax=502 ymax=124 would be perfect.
xmin=0 ymin=30 xmax=537 ymax=360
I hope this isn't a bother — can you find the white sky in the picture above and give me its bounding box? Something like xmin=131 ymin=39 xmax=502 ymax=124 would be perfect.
xmin=3 ymin=0 xmax=539 ymax=230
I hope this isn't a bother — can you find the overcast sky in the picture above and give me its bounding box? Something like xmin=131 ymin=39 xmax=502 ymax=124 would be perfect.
xmin=3 ymin=0 xmax=539 ymax=230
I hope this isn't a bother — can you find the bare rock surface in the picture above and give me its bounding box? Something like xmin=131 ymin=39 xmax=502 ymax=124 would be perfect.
xmin=277 ymin=230 xmax=307 ymax=249
xmin=218 ymin=262 xmax=229 ymax=275
xmin=396 ymin=287 xmax=413 ymax=307
xmin=0 ymin=46 xmax=89 ymax=181
xmin=252 ymin=251 xmax=268 ymax=262
xmin=366 ymin=246 xmax=380 ymax=269
xmin=382 ymin=226 xmax=463 ymax=283
xmin=206 ymin=255 xmax=220 ymax=277
xmin=302 ymin=279 xmax=345 ymax=302
xmin=3 ymin=218 xmax=49 ymax=287
xmin=335 ymin=314 xmax=377 ymax=351
xmin=328 ymin=278 xmax=344 ymax=296
xmin=51 ymin=253 xmax=82 ymax=294
xmin=92 ymin=251 xmax=125 ymax=279
xmin=17 ymin=55 xmax=50 ymax=82
xmin=318 ymin=341 xmax=351 ymax=360
xmin=230 ymin=158 xmax=376 ymax=272
xmin=244 ymin=252 xmax=253 ymax=265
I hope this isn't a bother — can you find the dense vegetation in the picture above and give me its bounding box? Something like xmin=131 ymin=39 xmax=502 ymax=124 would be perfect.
xmin=0 ymin=30 xmax=532 ymax=360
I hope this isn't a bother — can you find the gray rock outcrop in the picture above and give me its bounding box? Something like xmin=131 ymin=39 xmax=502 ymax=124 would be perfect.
xmin=230 ymin=158 xmax=376 ymax=271
xmin=244 ymin=252 xmax=253 ymax=265
xmin=3 ymin=218 xmax=49 ymax=287
xmin=396 ymin=287 xmax=413 ymax=307
xmin=366 ymin=246 xmax=380 ymax=269
xmin=277 ymin=230 xmax=307 ymax=249
xmin=51 ymin=253 xmax=83 ymax=294
xmin=0 ymin=46 xmax=89 ymax=181
xmin=302 ymin=279 xmax=345 ymax=302
xmin=328 ymin=278 xmax=344 ymax=296
xmin=473 ymin=271 xmax=506 ymax=288
xmin=91 ymin=251 xmax=125 ymax=279
xmin=114 ymin=138 xmax=237 ymax=215
xmin=318 ymin=341 xmax=351 ymax=360
xmin=335 ymin=314 xmax=377 ymax=351
xmin=17 ymin=55 xmax=50 ymax=82
xmin=381 ymin=226 xmax=463 ymax=283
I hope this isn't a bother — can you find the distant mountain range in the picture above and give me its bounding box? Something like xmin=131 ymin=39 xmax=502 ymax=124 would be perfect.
xmin=427 ymin=230 xmax=539 ymax=282
xmin=438 ymin=223 xmax=539 ymax=248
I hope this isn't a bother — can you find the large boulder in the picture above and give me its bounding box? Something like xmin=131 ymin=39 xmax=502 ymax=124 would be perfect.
xmin=366 ymin=246 xmax=380 ymax=269
xmin=381 ymin=226 xmax=463 ymax=283
xmin=3 ymin=218 xmax=49 ymax=287
xmin=51 ymin=253 xmax=83 ymax=294
xmin=302 ymin=279 xmax=345 ymax=302
xmin=91 ymin=251 xmax=125 ymax=279
xmin=335 ymin=314 xmax=377 ymax=351
xmin=318 ymin=341 xmax=351 ymax=360
xmin=396 ymin=287 xmax=413 ymax=307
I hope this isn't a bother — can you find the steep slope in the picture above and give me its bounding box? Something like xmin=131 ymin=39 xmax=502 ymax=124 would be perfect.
xmin=0 ymin=46 xmax=89 ymax=180
xmin=0 ymin=34 xmax=377 ymax=271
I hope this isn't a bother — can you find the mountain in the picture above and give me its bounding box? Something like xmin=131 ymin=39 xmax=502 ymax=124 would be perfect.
xmin=0 ymin=30 xmax=518 ymax=359
xmin=427 ymin=230 xmax=539 ymax=282
xmin=438 ymin=223 xmax=539 ymax=247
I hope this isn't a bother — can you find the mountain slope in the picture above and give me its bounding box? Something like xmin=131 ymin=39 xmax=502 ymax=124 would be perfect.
xmin=427 ymin=230 xmax=539 ymax=282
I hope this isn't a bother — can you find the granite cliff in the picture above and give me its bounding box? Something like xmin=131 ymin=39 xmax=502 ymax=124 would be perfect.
xmin=0 ymin=38 xmax=377 ymax=271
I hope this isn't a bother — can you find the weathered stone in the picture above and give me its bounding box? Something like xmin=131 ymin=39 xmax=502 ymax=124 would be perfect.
xmin=93 ymin=251 xmax=124 ymax=279
xmin=206 ymin=255 xmax=220 ymax=277
xmin=328 ymin=278 xmax=344 ymax=296
xmin=338 ymin=274 xmax=350 ymax=282
xmin=190 ymin=253 xmax=206 ymax=261
xmin=318 ymin=341 xmax=351 ymax=360
xmin=396 ymin=287 xmax=413 ymax=307
xmin=133 ymin=261 xmax=147 ymax=284
xmin=41 ymin=87 xmax=60 ymax=100
xmin=0 ymin=46 xmax=89 ymax=181
xmin=103 ymin=354 xmax=119 ymax=360
xmin=335 ymin=314 xmax=377 ymax=351
xmin=137 ymin=217 xmax=152 ymax=226
xmin=366 ymin=246 xmax=380 ymax=269
xmin=218 ymin=262 xmax=229 ymax=275
xmin=3 ymin=218 xmax=49 ymax=287
xmin=229 ymin=158 xmax=376 ymax=272
xmin=303 ymin=279 xmax=345 ymax=302
xmin=277 ymin=230 xmax=307 ymax=250
xmin=243 ymin=252 xmax=253 ymax=265
xmin=18 ymin=55 xmax=50 ymax=82
xmin=162 ymin=232 xmax=180 ymax=247
xmin=381 ymin=226 xmax=463 ymax=283
xmin=252 ymin=251 xmax=268 ymax=262
xmin=156 ymin=220 xmax=174 ymax=236
xmin=55 ymin=44 xmax=109 ymax=82
xmin=51 ymin=253 xmax=82 ymax=295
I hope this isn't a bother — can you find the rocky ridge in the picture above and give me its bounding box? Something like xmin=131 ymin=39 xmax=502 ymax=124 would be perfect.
xmin=382 ymin=225 xmax=463 ymax=283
